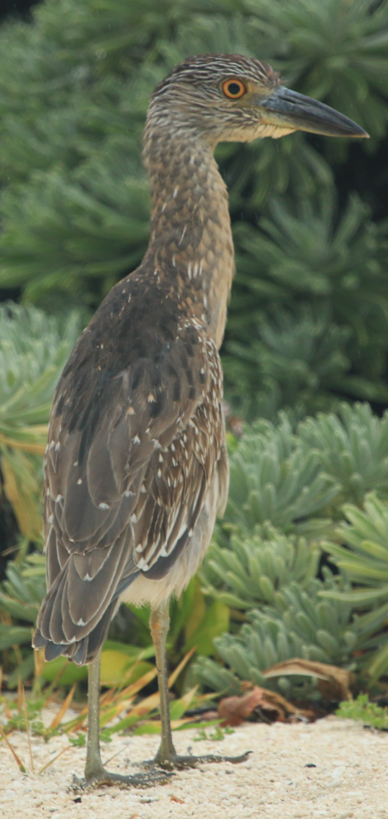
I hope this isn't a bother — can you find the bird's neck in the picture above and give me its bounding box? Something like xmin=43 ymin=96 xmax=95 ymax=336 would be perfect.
xmin=142 ymin=124 xmax=234 ymax=349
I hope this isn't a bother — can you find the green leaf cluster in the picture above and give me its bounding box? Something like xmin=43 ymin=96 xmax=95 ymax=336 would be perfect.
xmin=337 ymin=694 xmax=388 ymax=730
xmin=0 ymin=303 xmax=79 ymax=537
xmin=0 ymin=0 xmax=387 ymax=414
xmin=196 ymin=404 xmax=388 ymax=697
xmin=322 ymin=493 xmax=388 ymax=682
xmin=197 ymin=571 xmax=357 ymax=700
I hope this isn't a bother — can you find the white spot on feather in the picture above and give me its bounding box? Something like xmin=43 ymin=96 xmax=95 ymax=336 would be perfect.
xmin=178 ymin=225 xmax=187 ymax=246
xmin=137 ymin=558 xmax=149 ymax=571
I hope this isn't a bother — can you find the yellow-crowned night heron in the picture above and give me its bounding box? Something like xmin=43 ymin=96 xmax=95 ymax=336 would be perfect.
xmin=33 ymin=53 xmax=367 ymax=787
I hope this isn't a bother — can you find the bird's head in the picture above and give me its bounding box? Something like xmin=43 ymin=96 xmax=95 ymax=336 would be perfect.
xmin=149 ymin=53 xmax=368 ymax=144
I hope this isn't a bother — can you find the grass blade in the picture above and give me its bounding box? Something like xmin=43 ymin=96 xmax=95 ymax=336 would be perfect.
xmin=0 ymin=727 xmax=26 ymax=773
xmin=50 ymin=683 xmax=76 ymax=730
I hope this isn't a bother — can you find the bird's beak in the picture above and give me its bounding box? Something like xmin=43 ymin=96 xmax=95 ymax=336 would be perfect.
xmin=258 ymin=86 xmax=369 ymax=138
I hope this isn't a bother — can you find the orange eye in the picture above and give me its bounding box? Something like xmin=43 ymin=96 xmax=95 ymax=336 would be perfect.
xmin=222 ymin=79 xmax=247 ymax=99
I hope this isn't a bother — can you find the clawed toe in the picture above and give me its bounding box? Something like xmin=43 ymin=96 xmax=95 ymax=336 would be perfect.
xmin=71 ymin=766 xmax=173 ymax=792
xmin=142 ymin=749 xmax=252 ymax=770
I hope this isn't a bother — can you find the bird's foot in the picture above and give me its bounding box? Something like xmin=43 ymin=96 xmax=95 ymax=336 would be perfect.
xmin=72 ymin=765 xmax=173 ymax=791
xmin=145 ymin=749 xmax=252 ymax=771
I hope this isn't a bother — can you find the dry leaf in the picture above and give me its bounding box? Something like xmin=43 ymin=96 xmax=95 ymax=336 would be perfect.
xmin=171 ymin=796 xmax=185 ymax=804
xmin=50 ymin=683 xmax=76 ymax=730
xmin=1 ymin=727 xmax=26 ymax=772
xmin=218 ymin=685 xmax=310 ymax=726
xmin=262 ymin=658 xmax=357 ymax=701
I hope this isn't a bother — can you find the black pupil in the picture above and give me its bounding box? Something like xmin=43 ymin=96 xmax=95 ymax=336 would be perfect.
xmin=227 ymin=82 xmax=242 ymax=96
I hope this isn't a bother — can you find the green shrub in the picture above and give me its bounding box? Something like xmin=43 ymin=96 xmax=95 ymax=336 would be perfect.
xmin=197 ymin=405 xmax=388 ymax=696
xmin=322 ymin=493 xmax=388 ymax=681
xmin=196 ymin=570 xmax=357 ymax=700
xmin=0 ymin=303 xmax=79 ymax=537
xmin=337 ymin=694 xmax=388 ymax=730
xmin=0 ymin=1 xmax=387 ymax=412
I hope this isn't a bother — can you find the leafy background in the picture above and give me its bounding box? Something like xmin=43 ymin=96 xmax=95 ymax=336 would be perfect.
xmin=1 ymin=0 xmax=388 ymax=720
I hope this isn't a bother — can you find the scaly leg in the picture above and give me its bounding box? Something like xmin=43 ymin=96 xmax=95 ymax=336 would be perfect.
xmin=149 ymin=598 xmax=250 ymax=770
xmin=150 ymin=599 xmax=176 ymax=766
xmin=73 ymin=648 xmax=170 ymax=790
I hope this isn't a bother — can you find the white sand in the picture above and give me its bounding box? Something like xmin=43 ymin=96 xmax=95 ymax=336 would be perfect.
xmin=1 ymin=714 xmax=387 ymax=818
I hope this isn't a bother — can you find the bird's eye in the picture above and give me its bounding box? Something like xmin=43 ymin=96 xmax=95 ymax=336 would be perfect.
xmin=222 ymin=79 xmax=247 ymax=99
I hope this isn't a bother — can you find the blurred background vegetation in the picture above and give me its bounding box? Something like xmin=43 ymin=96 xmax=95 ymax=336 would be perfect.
xmin=1 ymin=0 xmax=388 ymax=712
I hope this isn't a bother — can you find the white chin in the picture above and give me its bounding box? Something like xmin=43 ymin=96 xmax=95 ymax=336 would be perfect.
xmin=264 ymin=124 xmax=297 ymax=139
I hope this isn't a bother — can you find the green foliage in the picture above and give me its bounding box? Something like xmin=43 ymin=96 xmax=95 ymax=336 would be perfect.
xmin=244 ymin=0 xmax=388 ymax=144
xmin=322 ymin=493 xmax=388 ymax=681
xmin=0 ymin=0 xmax=387 ymax=414
xmin=226 ymin=191 xmax=388 ymax=419
xmin=196 ymin=570 xmax=358 ymax=700
xmin=193 ymin=724 xmax=234 ymax=742
xmin=222 ymin=412 xmax=339 ymax=537
xmin=202 ymin=526 xmax=320 ymax=610
xmin=337 ymin=694 xmax=388 ymax=730
xmin=299 ymin=403 xmax=388 ymax=504
xmin=197 ymin=405 xmax=388 ymax=696
xmin=0 ymin=303 xmax=79 ymax=536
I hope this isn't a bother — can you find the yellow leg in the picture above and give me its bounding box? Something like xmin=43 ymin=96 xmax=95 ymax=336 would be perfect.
xmin=149 ymin=598 xmax=251 ymax=770
xmin=150 ymin=599 xmax=177 ymax=766
xmin=74 ymin=647 xmax=170 ymax=790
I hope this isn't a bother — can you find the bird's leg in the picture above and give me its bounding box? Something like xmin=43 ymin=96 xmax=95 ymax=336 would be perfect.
xmin=84 ymin=649 xmax=105 ymax=780
xmin=149 ymin=599 xmax=251 ymax=771
xmin=72 ymin=648 xmax=171 ymax=791
xmin=150 ymin=598 xmax=177 ymax=766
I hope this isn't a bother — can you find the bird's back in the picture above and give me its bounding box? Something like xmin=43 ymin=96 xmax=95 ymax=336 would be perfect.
xmin=33 ymin=264 xmax=228 ymax=665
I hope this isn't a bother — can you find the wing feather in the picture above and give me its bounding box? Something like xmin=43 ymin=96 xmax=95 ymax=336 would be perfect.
xmin=34 ymin=274 xmax=226 ymax=664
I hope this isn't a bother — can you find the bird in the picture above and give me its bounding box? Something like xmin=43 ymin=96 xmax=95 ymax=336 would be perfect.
xmin=33 ymin=53 xmax=367 ymax=787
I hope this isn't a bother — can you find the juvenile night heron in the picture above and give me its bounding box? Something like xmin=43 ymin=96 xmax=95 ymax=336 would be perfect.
xmin=33 ymin=54 xmax=367 ymax=787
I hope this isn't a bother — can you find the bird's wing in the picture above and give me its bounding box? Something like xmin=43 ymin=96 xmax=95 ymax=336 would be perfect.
xmin=35 ymin=289 xmax=226 ymax=663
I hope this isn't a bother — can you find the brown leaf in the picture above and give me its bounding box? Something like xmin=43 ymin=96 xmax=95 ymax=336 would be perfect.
xmin=218 ymin=685 xmax=311 ymax=727
xmin=50 ymin=683 xmax=76 ymax=730
xmin=1 ymin=727 xmax=26 ymax=772
xmin=171 ymin=796 xmax=185 ymax=804
xmin=262 ymin=658 xmax=357 ymax=701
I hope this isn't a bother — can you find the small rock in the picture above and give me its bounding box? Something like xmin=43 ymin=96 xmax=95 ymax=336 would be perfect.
xmin=139 ymin=796 xmax=160 ymax=803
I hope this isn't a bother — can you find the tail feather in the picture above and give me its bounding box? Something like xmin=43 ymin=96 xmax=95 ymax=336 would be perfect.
xmin=33 ymin=598 xmax=119 ymax=666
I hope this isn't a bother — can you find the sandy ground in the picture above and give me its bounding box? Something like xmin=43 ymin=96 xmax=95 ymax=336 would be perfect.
xmin=1 ymin=713 xmax=387 ymax=819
